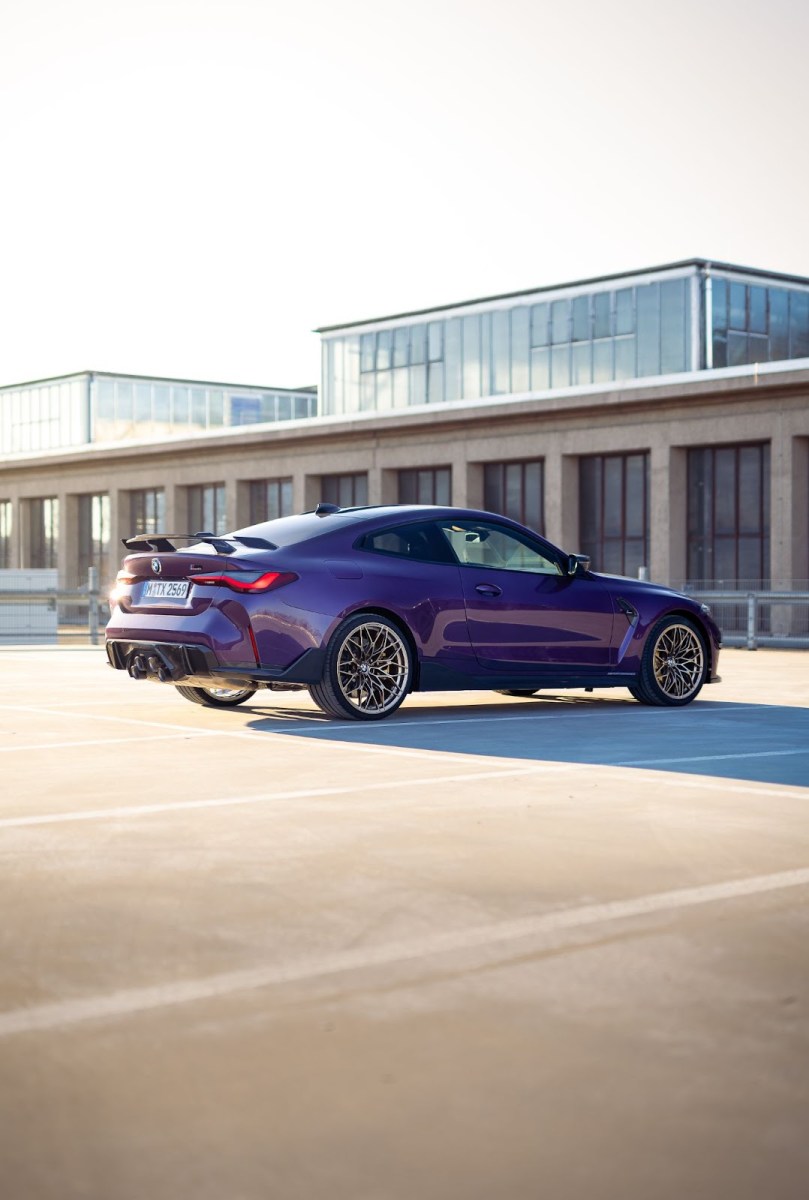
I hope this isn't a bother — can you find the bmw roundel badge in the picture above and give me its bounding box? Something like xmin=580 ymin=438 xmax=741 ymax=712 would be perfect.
xmin=151 ymin=559 xmax=162 ymax=574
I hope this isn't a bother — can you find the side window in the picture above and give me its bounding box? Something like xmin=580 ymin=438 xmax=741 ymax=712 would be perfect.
xmin=361 ymin=521 xmax=455 ymax=565
xmin=439 ymin=520 xmax=561 ymax=575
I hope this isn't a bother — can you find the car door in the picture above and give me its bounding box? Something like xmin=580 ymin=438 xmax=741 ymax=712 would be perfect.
xmin=437 ymin=518 xmax=616 ymax=671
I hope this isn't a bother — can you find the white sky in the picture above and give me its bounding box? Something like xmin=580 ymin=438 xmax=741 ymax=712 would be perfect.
xmin=1 ymin=0 xmax=807 ymax=390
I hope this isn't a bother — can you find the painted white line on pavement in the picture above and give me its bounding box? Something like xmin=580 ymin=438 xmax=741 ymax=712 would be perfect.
xmin=0 ymin=764 xmax=549 ymax=829
xmin=1 ymin=867 xmax=806 ymax=1038
xmin=617 ymin=747 xmax=809 ymax=768
xmin=0 ymin=731 xmax=218 ymax=754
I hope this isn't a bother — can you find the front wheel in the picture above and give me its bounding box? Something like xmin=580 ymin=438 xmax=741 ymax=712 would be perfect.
xmin=310 ymin=614 xmax=413 ymax=721
xmin=631 ymin=617 xmax=707 ymax=706
xmin=175 ymin=685 xmax=257 ymax=708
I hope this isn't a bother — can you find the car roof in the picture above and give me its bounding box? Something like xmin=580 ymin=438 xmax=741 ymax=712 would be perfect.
xmin=232 ymin=504 xmax=519 ymax=548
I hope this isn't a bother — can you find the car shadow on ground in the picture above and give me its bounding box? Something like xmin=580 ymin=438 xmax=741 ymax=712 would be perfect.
xmin=241 ymin=694 xmax=809 ymax=788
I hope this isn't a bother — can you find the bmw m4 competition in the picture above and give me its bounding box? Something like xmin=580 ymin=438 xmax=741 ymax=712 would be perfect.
xmin=105 ymin=503 xmax=721 ymax=720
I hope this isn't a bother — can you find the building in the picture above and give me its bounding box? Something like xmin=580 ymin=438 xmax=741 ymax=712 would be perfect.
xmin=0 ymin=260 xmax=807 ymax=604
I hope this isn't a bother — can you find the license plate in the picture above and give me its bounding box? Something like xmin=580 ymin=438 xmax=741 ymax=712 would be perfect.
xmin=142 ymin=580 xmax=189 ymax=601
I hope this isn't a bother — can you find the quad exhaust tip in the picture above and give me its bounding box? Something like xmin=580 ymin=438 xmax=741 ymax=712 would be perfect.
xmin=127 ymin=652 xmax=176 ymax=682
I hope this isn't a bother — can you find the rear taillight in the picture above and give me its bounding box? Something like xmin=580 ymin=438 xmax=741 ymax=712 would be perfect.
xmin=191 ymin=570 xmax=298 ymax=593
xmin=110 ymin=569 xmax=138 ymax=603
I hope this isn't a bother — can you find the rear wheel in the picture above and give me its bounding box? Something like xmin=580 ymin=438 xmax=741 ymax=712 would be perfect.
xmin=631 ymin=617 xmax=707 ymax=706
xmin=494 ymin=689 xmax=539 ymax=698
xmin=175 ymin=685 xmax=257 ymax=708
xmin=310 ymin=614 xmax=412 ymax=721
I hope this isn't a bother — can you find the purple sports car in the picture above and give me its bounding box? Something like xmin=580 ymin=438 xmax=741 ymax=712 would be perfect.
xmin=105 ymin=503 xmax=721 ymax=720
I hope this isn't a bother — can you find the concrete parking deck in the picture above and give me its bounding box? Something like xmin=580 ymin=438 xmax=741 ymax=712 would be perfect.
xmin=0 ymin=649 xmax=807 ymax=1200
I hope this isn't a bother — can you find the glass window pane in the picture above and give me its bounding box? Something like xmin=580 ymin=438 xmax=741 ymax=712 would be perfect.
xmin=392 ymin=367 xmax=409 ymax=408
xmin=444 ymin=318 xmax=462 ymax=402
xmin=524 ymin=461 xmax=543 ymax=533
xmin=361 ymin=333 xmax=375 ymax=371
xmin=531 ymin=303 xmax=549 ymax=346
xmin=435 ymin=468 xmax=451 ymax=506
xmin=614 ymin=337 xmax=635 ymax=379
xmin=593 ymin=292 xmax=611 ymax=339
xmin=427 ymin=362 xmax=444 ymax=404
xmin=550 ymin=344 xmax=570 ymax=388
xmin=410 ymin=324 xmax=426 ymax=365
xmin=462 ymin=315 xmax=481 ymax=399
xmin=376 ymin=370 xmax=392 ymax=410
xmin=769 ymin=289 xmax=789 ymax=360
xmin=409 ymin=364 xmax=426 ymax=406
xmin=738 ymin=447 xmax=762 ymax=533
xmin=660 ymin=278 xmax=688 ymax=374
xmin=483 ymin=463 xmax=503 ymax=515
xmin=615 ymin=289 xmax=633 ymax=335
xmin=593 ymin=340 xmax=613 ymax=383
xmin=636 ymin=283 xmax=660 ymax=377
xmin=571 ymin=341 xmax=591 ymax=385
xmin=550 ymin=299 xmax=569 ymax=344
xmin=393 ymin=327 xmax=409 ymax=367
xmin=749 ymin=287 xmax=767 ymax=334
xmin=510 ymin=306 xmax=530 ymax=392
xmin=531 ymin=347 xmax=550 ymax=390
xmin=729 ymin=282 xmax=747 ymax=330
xmin=492 ymin=310 xmax=510 ymax=394
xmin=625 ymin=454 xmax=646 ymax=537
xmin=376 ymin=330 xmax=392 ymax=371
xmin=711 ymin=278 xmax=727 ymax=332
xmin=428 ymin=321 xmax=443 ymax=362
xmin=571 ymin=295 xmax=590 ymax=341
xmin=727 ymin=331 xmax=748 ymax=367
xmin=714 ymin=449 xmax=737 ymax=533
xmin=789 ymin=292 xmax=809 ymax=357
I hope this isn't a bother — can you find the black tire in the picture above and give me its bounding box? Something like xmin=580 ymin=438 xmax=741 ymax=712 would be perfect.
xmin=632 ymin=616 xmax=707 ymax=707
xmin=175 ymin=685 xmax=257 ymax=708
xmin=309 ymin=613 xmax=413 ymax=721
xmin=494 ymin=689 xmax=540 ymax=698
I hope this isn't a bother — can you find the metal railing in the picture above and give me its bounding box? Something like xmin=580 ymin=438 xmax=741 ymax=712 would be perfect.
xmin=683 ymin=587 xmax=809 ymax=650
xmin=0 ymin=568 xmax=106 ymax=645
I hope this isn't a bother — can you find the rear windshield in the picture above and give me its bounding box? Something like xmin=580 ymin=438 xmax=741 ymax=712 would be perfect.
xmin=232 ymin=511 xmax=364 ymax=548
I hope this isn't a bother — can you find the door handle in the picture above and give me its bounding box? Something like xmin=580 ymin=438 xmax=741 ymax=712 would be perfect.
xmin=475 ymin=583 xmax=502 ymax=597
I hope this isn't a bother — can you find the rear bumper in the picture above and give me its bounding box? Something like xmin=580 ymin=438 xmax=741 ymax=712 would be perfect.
xmin=105 ymin=639 xmax=325 ymax=688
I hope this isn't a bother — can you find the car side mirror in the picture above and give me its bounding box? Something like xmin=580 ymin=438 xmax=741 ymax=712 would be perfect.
xmin=567 ymin=553 xmax=591 ymax=576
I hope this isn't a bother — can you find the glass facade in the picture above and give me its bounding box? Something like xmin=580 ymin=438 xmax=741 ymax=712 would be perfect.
xmin=0 ymin=376 xmax=87 ymax=455
xmin=321 ymin=473 xmax=368 ymax=507
xmin=25 ymin=497 xmax=59 ymax=569
xmin=687 ymin=443 xmax=770 ymax=585
xmin=77 ymin=494 xmax=111 ymax=587
xmin=249 ymin=478 xmax=294 ymax=524
xmin=0 ymin=500 xmax=11 ymax=568
xmin=483 ymin=460 xmax=544 ymax=535
xmin=397 ymin=467 xmax=451 ymax=505
xmin=187 ymin=484 xmax=227 ymax=535
xmin=580 ymin=453 xmax=649 ymax=577
xmin=711 ymin=278 xmax=809 ymax=368
xmin=0 ymin=373 xmax=317 ymax=456
xmin=322 ymin=275 xmax=695 ymax=415
xmin=322 ymin=264 xmax=809 ymax=417
xmin=130 ymin=488 xmax=166 ymax=535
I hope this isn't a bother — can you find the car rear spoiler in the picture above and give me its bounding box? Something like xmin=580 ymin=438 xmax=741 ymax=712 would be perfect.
xmin=121 ymin=532 xmax=277 ymax=555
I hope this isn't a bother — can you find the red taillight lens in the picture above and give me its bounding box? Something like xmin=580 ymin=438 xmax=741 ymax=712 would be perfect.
xmin=191 ymin=570 xmax=297 ymax=593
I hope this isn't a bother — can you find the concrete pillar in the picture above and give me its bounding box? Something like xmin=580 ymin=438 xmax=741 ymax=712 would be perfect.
xmin=543 ymin=451 xmax=563 ymax=546
xmin=651 ymin=444 xmax=686 ymax=588
xmin=558 ymin=454 xmax=579 ymax=550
